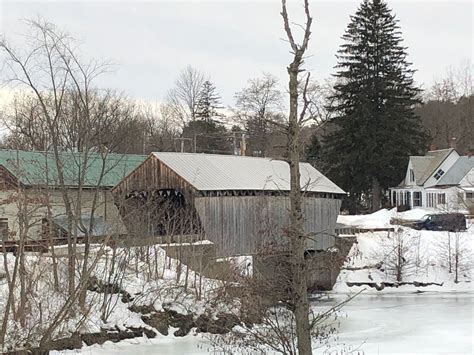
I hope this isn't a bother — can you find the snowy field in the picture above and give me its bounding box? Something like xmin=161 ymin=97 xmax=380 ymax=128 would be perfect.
xmin=58 ymin=293 xmax=473 ymax=354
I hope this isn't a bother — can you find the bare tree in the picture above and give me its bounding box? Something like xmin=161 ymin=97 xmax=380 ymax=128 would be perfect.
xmin=419 ymin=61 xmax=473 ymax=154
xmin=280 ymin=0 xmax=314 ymax=353
xmin=438 ymin=231 xmax=472 ymax=284
xmin=233 ymin=73 xmax=283 ymax=156
xmin=0 ymin=19 xmax=137 ymax=330
xmin=427 ymin=61 xmax=473 ymax=103
xmin=378 ymin=228 xmax=419 ymax=282
xmin=137 ymin=102 xmax=179 ymax=153
xmin=167 ymin=65 xmax=206 ymax=126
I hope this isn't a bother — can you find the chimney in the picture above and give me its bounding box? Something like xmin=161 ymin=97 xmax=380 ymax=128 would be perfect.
xmin=429 ymin=143 xmax=437 ymax=151
xmin=449 ymin=137 xmax=457 ymax=150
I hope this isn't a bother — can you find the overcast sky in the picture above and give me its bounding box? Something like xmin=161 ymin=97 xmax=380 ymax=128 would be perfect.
xmin=0 ymin=0 xmax=472 ymax=106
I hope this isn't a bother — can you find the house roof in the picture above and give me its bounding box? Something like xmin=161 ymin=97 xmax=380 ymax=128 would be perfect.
xmin=410 ymin=156 xmax=434 ymax=185
xmin=0 ymin=150 xmax=146 ymax=188
xmin=418 ymin=148 xmax=455 ymax=184
xmin=437 ymin=156 xmax=474 ymax=186
xmin=152 ymin=152 xmax=345 ymax=194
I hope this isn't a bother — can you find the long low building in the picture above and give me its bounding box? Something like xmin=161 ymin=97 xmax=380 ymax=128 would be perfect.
xmin=112 ymin=152 xmax=346 ymax=257
xmin=0 ymin=149 xmax=146 ymax=241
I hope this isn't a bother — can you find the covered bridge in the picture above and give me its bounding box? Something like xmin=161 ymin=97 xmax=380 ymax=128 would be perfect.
xmin=112 ymin=153 xmax=345 ymax=257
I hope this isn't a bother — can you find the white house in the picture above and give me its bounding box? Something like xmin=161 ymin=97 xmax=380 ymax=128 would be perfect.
xmin=389 ymin=148 xmax=474 ymax=211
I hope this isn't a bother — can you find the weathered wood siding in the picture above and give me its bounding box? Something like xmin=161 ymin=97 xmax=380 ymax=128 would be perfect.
xmin=194 ymin=196 xmax=341 ymax=257
xmin=112 ymin=155 xmax=197 ymax=200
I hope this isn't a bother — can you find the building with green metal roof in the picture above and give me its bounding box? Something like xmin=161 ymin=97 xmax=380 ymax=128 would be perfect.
xmin=0 ymin=149 xmax=146 ymax=188
xmin=0 ymin=149 xmax=146 ymax=241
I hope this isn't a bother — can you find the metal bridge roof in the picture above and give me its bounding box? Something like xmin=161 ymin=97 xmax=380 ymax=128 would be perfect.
xmin=152 ymin=152 xmax=345 ymax=194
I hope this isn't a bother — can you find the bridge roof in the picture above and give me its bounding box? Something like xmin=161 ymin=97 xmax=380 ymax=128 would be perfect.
xmin=152 ymin=152 xmax=345 ymax=194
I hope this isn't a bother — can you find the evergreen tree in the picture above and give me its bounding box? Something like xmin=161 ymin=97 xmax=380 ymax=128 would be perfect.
xmin=305 ymin=133 xmax=322 ymax=166
xmin=196 ymin=80 xmax=223 ymax=122
xmin=323 ymin=0 xmax=428 ymax=213
xmin=182 ymin=120 xmax=229 ymax=154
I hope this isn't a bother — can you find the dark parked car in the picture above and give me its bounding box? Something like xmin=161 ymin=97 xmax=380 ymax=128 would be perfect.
xmin=412 ymin=213 xmax=467 ymax=232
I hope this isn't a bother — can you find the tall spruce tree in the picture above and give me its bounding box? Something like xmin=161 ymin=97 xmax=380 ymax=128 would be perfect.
xmin=323 ymin=0 xmax=428 ymax=213
xmin=196 ymin=80 xmax=223 ymax=122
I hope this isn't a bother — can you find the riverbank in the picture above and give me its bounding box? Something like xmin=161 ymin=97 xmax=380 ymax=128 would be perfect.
xmin=55 ymin=292 xmax=473 ymax=354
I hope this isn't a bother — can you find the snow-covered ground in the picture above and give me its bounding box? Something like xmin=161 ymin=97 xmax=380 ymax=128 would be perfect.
xmin=335 ymin=207 xmax=473 ymax=293
xmin=58 ymin=293 xmax=473 ymax=354
xmin=337 ymin=207 xmax=464 ymax=229
xmin=6 ymin=208 xmax=474 ymax=354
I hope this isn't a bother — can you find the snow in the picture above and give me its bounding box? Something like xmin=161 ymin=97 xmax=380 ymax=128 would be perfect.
xmin=337 ymin=207 xmax=465 ymax=228
xmin=335 ymin=209 xmax=473 ymax=293
xmin=315 ymin=293 xmax=473 ymax=354
xmin=58 ymin=293 xmax=474 ymax=354
xmin=4 ymin=208 xmax=473 ymax=353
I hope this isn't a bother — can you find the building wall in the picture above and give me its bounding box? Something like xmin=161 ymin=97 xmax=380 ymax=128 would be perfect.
xmin=391 ymin=186 xmax=463 ymax=211
xmin=112 ymin=155 xmax=197 ymax=201
xmin=404 ymin=159 xmax=416 ymax=186
xmin=194 ymin=195 xmax=341 ymax=257
xmin=459 ymin=168 xmax=474 ymax=187
xmin=0 ymin=188 xmax=123 ymax=240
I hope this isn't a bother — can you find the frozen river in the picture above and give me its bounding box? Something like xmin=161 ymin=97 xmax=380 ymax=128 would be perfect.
xmin=74 ymin=292 xmax=473 ymax=354
xmin=318 ymin=292 xmax=473 ymax=354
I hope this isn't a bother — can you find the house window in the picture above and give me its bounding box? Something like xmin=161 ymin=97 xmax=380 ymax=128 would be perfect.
xmin=434 ymin=169 xmax=445 ymax=180
xmin=410 ymin=169 xmax=415 ymax=182
xmin=427 ymin=193 xmax=436 ymax=208
xmin=466 ymin=192 xmax=473 ymax=200
xmin=438 ymin=193 xmax=446 ymax=204
xmin=413 ymin=191 xmax=422 ymax=207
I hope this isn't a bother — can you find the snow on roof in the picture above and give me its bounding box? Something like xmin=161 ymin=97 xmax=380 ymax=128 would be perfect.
xmin=437 ymin=156 xmax=474 ymax=186
xmin=152 ymin=152 xmax=345 ymax=194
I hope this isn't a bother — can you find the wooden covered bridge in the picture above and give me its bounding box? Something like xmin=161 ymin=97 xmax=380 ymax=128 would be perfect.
xmin=112 ymin=153 xmax=345 ymax=257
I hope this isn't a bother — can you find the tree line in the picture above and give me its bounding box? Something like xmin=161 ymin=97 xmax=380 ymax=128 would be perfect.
xmin=0 ymin=1 xmax=472 ymax=209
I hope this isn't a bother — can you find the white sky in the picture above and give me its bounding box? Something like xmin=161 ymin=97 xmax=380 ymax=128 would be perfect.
xmin=0 ymin=0 xmax=472 ymax=106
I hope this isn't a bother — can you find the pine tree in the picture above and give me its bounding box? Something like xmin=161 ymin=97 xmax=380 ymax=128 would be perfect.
xmin=305 ymin=133 xmax=322 ymax=166
xmin=323 ymin=0 xmax=428 ymax=213
xmin=196 ymin=80 xmax=223 ymax=122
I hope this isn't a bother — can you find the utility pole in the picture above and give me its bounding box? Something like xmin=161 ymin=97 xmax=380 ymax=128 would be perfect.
xmin=233 ymin=132 xmax=238 ymax=155
xmin=240 ymin=133 xmax=246 ymax=156
xmin=174 ymin=138 xmax=193 ymax=153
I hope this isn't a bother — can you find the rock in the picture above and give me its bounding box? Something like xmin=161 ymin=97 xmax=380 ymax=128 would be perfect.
xmin=49 ymin=333 xmax=82 ymax=351
xmin=206 ymin=313 xmax=240 ymax=334
xmin=87 ymin=276 xmax=133 ymax=303
xmin=128 ymin=326 xmax=146 ymax=338
xmin=143 ymin=328 xmax=157 ymax=338
xmin=121 ymin=292 xmax=133 ymax=303
xmin=196 ymin=313 xmax=241 ymax=335
xmin=195 ymin=314 xmax=211 ymax=333
xmin=168 ymin=312 xmax=194 ymax=329
xmin=141 ymin=312 xmax=170 ymax=336
xmin=128 ymin=304 xmax=156 ymax=314
xmin=81 ymin=332 xmax=108 ymax=346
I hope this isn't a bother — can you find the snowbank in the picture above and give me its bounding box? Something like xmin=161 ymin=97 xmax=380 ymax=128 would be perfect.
xmin=333 ymin=222 xmax=473 ymax=294
xmin=337 ymin=207 xmax=467 ymax=229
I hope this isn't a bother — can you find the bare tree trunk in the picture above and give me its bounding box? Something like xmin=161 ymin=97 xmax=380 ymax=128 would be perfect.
xmin=397 ymin=242 xmax=403 ymax=282
xmin=372 ymin=177 xmax=381 ymax=212
xmin=448 ymin=233 xmax=452 ymax=273
xmin=281 ymin=1 xmax=313 ymax=353
xmin=0 ymin=245 xmax=20 ymax=348
xmin=454 ymin=234 xmax=459 ymax=283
